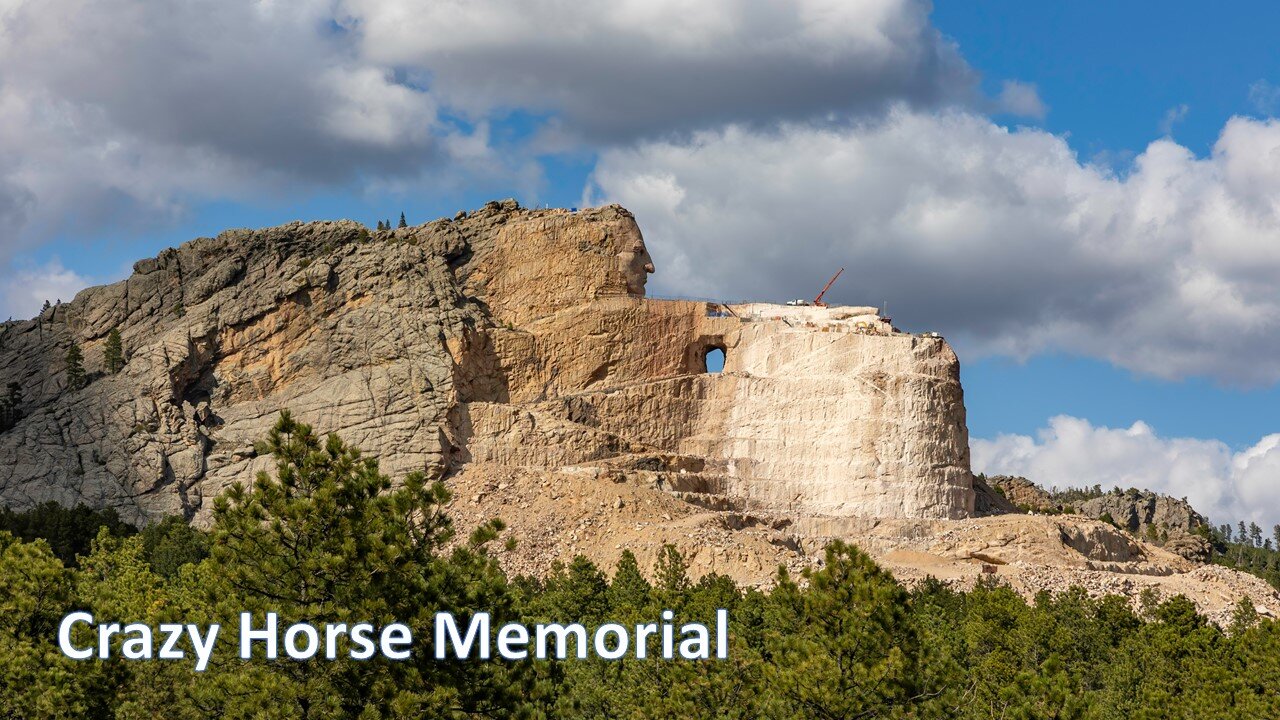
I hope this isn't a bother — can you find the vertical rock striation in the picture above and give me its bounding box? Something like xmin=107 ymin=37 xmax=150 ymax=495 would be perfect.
xmin=0 ymin=200 xmax=973 ymax=525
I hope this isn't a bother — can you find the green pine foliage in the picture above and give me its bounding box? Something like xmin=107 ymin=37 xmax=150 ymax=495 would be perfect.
xmin=1206 ymin=522 xmax=1280 ymax=590
xmin=0 ymin=502 xmax=135 ymax=566
xmin=138 ymin=516 xmax=209 ymax=578
xmin=0 ymin=381 xmax=22 ymax=431
xmin=103 ymin=329 xmax=124 ymax=375
xmin=65 ymin=342 xmax=86 ymax=391
xmin=3 ymin=415 xmax=1280 ymax=717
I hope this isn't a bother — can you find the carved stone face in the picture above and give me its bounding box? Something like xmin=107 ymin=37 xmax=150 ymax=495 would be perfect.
xmin=616 ymin=222 xmax=655 ymax=295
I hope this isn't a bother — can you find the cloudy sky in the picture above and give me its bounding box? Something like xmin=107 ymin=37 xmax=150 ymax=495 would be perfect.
xmin=1 ymin=0 xmax=1277 ymax=527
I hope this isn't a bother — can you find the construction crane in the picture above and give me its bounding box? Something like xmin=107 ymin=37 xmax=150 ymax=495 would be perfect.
xmin=812 ymin=267 xmax=844 ymax=307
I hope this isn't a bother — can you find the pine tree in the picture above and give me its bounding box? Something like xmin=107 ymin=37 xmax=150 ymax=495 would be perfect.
xmin=765 ymin=541 xmax=926 ymax=719
xmin=654 ymin=543 xmax=690 ymax=594
xmin=0 ymin=531 xmax=106 ymax=716
xmin=64 ymin=342 xmax=86 ymax=391
xmin=607 ymin=549 xmax=651 ymax=613
xmin=156 ymin=411 xmax=528 ymax=717
xmin=398 ymin=211 xmax=407 ymax=228
xmin=103 ymin=328 xmax=124 ymax=374
xmin=376 ymin=220 xmax=385 ymax=231
xmin=0 ymin=382 xmax=20 ymax=431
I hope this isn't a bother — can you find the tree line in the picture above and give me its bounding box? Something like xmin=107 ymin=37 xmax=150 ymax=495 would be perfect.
xmin=1206 ymin=521 xmax=1280 ymax=590
xmin=2 ymin=413 xmax=1280 ymax=718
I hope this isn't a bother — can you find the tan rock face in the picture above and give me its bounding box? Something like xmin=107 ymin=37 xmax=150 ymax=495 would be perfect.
xmin=0 ymin=200 xmax=970 ymax=525
xmin=453 ymin=301 xmax=974 ymax=523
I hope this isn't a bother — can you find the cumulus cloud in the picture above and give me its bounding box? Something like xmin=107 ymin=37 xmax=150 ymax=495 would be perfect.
xmin=995 ymin=80 xmax=1047 ymax=119
xmin=0 ymin=0 xmax=500 ymax=274
xmin=973 ymin=416 xmax=1280 ymax=529
xmin=1158 ymin=103 xmax=1189 ymax=136
xmin=0 ymin=0 xmax=445 ymax=179
xmin=0 ymin=259 xmax=93 ymax=321
xmin=588 ymin=110 xmax=1280 ymax=384
xmin=345 ymin=0 xmax=975 ymax=141
xmin=1249 ymin=80 xmax=1280 ymax=115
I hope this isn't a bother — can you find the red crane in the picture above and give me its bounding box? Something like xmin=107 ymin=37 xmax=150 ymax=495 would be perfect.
xmin=812 ymin=267 xmax=844 ymax=307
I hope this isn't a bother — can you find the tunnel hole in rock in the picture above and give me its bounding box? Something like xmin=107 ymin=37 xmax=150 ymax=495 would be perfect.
xmin=703 ymin=347 xmax=726 ymax=374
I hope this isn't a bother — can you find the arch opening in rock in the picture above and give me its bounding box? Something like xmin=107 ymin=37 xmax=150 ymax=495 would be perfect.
xmin=703 ymin=346 xmax=726 ymax=374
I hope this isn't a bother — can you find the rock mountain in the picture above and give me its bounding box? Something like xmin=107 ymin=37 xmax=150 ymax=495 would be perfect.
xmin=0 ymin=200 xmax=1275 ymax=624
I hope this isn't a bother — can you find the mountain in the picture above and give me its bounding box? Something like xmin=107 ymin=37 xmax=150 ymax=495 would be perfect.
xmin=1 ymin=199 xmax=1275 ymax=625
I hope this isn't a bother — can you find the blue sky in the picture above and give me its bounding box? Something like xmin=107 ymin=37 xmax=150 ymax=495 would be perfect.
xmin=935 ymin=1 xmax=1280 ymax=158
xmin=2 ymin=1 xmax=1278 ymax=524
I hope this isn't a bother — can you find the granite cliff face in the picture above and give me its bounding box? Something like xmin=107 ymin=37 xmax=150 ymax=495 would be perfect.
xmin=0 ymin=200 xmax=971 ymax=525
xmin=1 ymin=200 xmax=1274 ymax=622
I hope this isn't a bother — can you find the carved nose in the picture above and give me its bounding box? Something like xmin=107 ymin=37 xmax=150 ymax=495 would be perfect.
xmin=644 ymin=263 xmax=655 ymax=273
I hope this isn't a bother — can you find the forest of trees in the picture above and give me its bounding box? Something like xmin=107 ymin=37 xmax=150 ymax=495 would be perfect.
xmin=3 ymin=413 xmax=1280 ymax=719
xmin=1207 ymin=522 xmax=1280 ymax=590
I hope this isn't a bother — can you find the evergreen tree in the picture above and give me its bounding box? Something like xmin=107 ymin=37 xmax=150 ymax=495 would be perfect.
xmin=138 ymin=515 xmax=209 ymax=578
xmin=607 ymin=549 xmax=651 ymax=614
xmin=128 ymin=411 xmax=526 ymax=717
xmin=0 ymin=502 xmax=135 ymax=566
xmin=654 ymin=543 xmax=691 ymax=595
xmin=398 ymin=211 xmax=407 ymax=228
xmin=0 ymin=381 xmax=21 ymax=431
xmin=103 ymin=328 xmax=124 ymax=375
xmin=764 ymin=541 xmax=928 ymax=718
xmin=376 ymin=220 xmax=385 ymax=231
xmin=64 ymin=342 xmax=86 ymax=391
xmin=0 ymin=531 xmax=109 ymax=717
xmin=4 ymin=416 xmax=1280 ymax=716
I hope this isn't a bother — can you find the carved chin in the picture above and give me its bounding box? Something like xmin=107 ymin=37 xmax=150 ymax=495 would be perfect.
xmin=625 ymin=274 xmax=648 ymax=295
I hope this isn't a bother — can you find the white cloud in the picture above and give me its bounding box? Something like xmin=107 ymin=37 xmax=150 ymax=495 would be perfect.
xmin=996 ymin=80 xmax=1047 ymax=119
xmin=344 ymin=0 xmax=975 ymax=140
xmin=1249 ymin=80 xmax=1280 ymax=115
xmin=0 ymin=0 xmax=475 ymax=272
xmin=973 ymin=416 xmax=1280 ymax=530
xmin=1159 ymin=103 xmax=1189 ymax=136
xmin=0 ymin=259 xmax=94 ymax=321
xmin=588 ymin=109 xmax=1280 ymax=384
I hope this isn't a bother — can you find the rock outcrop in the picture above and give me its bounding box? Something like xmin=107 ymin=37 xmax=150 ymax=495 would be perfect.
xmin=1077 ymin=489 xmax=1212 ymax=562
xmin=0 ymin=200 xmax=971 ymax=525
xmin=982 ymin=475 xmax=1055 ymax=511
xmin=980 ymin=476 xmax=1212 ymax=562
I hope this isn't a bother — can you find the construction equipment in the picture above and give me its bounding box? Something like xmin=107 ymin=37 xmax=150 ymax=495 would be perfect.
xmin=812 ymin=267 xmax=844 ymax=307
